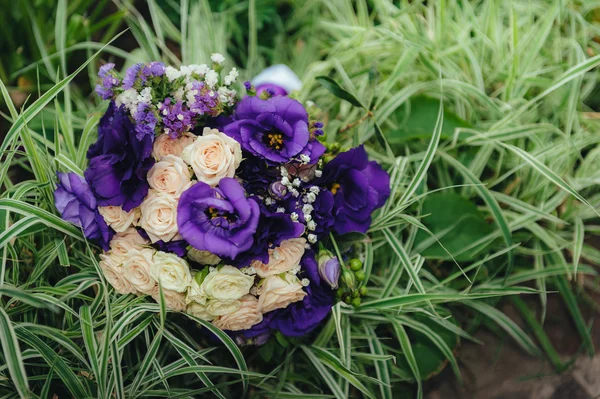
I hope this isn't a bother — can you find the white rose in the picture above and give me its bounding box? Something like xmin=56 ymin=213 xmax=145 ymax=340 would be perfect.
xmin=187 ymin=248 xmax=221 ymax=265
xmin=212 ymin=295 xmax=263 ymax=331
xmin=139 ymin=190 xmax=180 ymax=243
xmin=201 ymin=265 xmax=254 ymax=300
xmin=147 ymin=155 xmax=192 ymax=196
xmin=181 ymin=128 xmax=241 ymax=186
xmin=152 ymin=132 xmax=196 ymax=160
xmin=151 ymin=286 xmax=186 ymax=312
xmin=258 ymin=273 xmax=306 ymax=313
xmin=99 ymin=252 xmax=137 ymax=295
xmin=251 ymin=238 xmax=306 ymax=278
xmin=99 ymin=206 xmax=140 ymax=233
xmin=206 ymin=299 xmax=241 ymax=316
xmin=122 ymin=247 xmax=156 ymax=294
xmin=109 ymin=228 xmax=148 ymax=258
xmin=186 ymin=302 xmax=214 ymax=321
xmin=150 ymin=251 xmax=193 ymax=292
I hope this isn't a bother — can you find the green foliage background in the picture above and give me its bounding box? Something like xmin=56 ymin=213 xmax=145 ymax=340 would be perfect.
xmin=1 ymin=0 xmax=600 ymax=398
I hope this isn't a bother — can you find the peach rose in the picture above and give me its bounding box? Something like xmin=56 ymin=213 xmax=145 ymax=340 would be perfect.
xmin=99 ymin=252 xmax=137 ymax=295
xmin=212 ymin=295 xmax=263 ymax=331
xmin=147 ymin=155 xmax=192 ymax=197
xmin=151 ymin=286 xmax=186 ymax=312
xmin=258 ymin=273 xmax=306 ymax=313
xmin=122 ymin=247 xmax=156 ymax=294
xmin=99 ymin=206 xmax=140 ymax=233
xmin=139 ymin=190 xmax=180 ymax=243
xmin=109 ymin=228 xmax=148 ymax=258
xmin=251 ymin=238 xmax=306 ymax=278
xmin=152 ymin=132 xmax=196 ymax=160
xmin=181 ymin=127 xmax=241 ymax=186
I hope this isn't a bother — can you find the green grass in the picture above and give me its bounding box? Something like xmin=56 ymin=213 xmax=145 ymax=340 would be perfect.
xmin=1 ymin=0 xmax=600 ymax=398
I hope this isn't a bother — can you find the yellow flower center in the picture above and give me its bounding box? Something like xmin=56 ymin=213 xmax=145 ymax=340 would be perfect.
xmin=266 ymin=132 xmax=284 ymax=150
xmin=331 ymin=183 xmax=341 ymax=195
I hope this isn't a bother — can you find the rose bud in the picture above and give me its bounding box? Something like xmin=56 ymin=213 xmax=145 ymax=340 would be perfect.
xmin=269 ymin=181 xmax=288 ymax=199
xmin=318 ymin=250 xmax=341 ymax=289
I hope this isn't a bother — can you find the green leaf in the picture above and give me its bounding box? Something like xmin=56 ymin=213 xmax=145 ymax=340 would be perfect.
xmin=413 ymin=192 xmax=494 ymax=261
xmin=0 ymin=307 xmax=29 ymax=397
xmin=388 ymin=96 xmax=471 ymax=143
xmin=316 ymin=76 xmax=364 ymax=108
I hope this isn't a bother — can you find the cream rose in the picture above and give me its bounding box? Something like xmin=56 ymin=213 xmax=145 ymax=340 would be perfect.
xmin=181 ymin=127 xmax=242 ymax=186
xmin=151 ymin=287 xmax=186 ymax=312
xmin=99 ymin=206 xmax=140 ymax=233
xmin=252 ymin=238 xmax=306 ymax=277
xmin=152 ymin=132 xmax=196 ymax=160
xmin=258 ymin=273 xmax=306 ymax=313
xmin=109 ymin=228 xmax=148 ymax=258
xmin=147 ymin=155 xmax=192 ymax=196
xmin=149 ymin=251 xmax=192 ymax=292
xmin=201 ymin=265 xmax=254 ymax=300
xmin=99 ymin=252 xmax=137 ymax=295
xmin=186 ymin=271 xmax=208 ymax=305
xmin=139 ymin=190 xmax=179 ymax=243
xmin=186 ymin=301 xmax=214 ymax=321
xmin=206 ymin=299 xmax=241 ymax=316
xmin=213 ymin=295 xmax=263 ymax=331
xmin=187 ymin=248 xmax=221 ymax=265
xmin=122 ymin=247 xmax=156 ymax=294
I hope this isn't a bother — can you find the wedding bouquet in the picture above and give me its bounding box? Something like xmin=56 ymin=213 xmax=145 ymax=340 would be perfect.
xmin=54 ymin=56 xmax=390 ymax=344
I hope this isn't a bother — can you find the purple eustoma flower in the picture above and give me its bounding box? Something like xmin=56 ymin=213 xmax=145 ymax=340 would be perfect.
xmin=177 ymin=178 xmax=261 ymax=259
xmin=255 ymin=83 xmax=288 ymax=96
xmin=318 ymin=250 xmax=340 ymax=289
xmin=224 ymin=96 xmax=326 ymax=164
xmin=85 ymin=102 xmax=155 ymax=211
xmin=54 ymin=172 xmax=113 ymax=250
xmin=316 ymin=145 xmax=390 ymax=234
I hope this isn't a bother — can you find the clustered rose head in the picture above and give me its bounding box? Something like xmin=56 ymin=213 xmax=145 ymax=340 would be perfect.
xmin=55 ymin=60 xmax=391 ymax=342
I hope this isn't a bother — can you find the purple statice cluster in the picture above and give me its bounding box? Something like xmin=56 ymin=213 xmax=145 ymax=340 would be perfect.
xmin=56 ymin=60 xmax=390 ymax=345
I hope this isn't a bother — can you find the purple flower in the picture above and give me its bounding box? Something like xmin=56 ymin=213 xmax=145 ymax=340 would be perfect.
xmin=283 ymin=187 xmax=334 ymax=240
xmin=122 ymin=63 xmax=142 ymax=89
xmin=177 ymin=178 xmax=261 ymax=259
xmin=318 ymin=250 xmax=340 ymax=289
xmin=224 ymin=96 xmax=326 ymax=164
xmin=187 ymin=81 xmax=220 ymax=116
xmin=95 ymin=63 xmax=120 ymax=100
xmin=133 ymin=103 xmax=158 ymax=140
xmin=159 ymin=98 xmax=194 ymax=138
xmin=140 ymin=61 xmax=165 ymax=84
xmin=54 ymin=172 xmax=113 ymax=250
xmin=85 ymin=102 xmax=155 ymax=211
xmin=223 ymin=204 xmax=304 ymax=267
xmin=316 ymin=145 xmax=390 ymax=234
xmin=256 ymin=83 xmax=288 ymax=96
xmin=236 ymin=154 xmax=277 ymax=197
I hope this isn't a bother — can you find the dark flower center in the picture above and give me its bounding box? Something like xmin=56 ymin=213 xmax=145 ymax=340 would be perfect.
xmin=264 ymin=131 xmax=284 ymax=150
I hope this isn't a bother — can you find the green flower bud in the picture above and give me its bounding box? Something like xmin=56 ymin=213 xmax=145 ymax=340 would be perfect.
xmin=349 ymin=258 xmax=363 ymax=271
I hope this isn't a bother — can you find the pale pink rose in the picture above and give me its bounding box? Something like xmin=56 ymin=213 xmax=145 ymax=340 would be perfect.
xmin=201 ymin=265 xmax=254 ymax=300
xmin=186 ymin=302 xmax=214 ymax=321
xmin=139 ymin=190 xmax=180 ymax=243
xmin=152 ymin=132 xmax=196 ymax=160
xmin=181 ymin=127 xmax=242 ymax=186
xmin=147 ymin=155 xmax=192 ymax=197
xmin=257 ymin=273 xmax=306 ymax=313
xmin=149 ymin=251 xmax=192 ymax=292
xmin=122 ymin=247 xmax=156 ymax=294
xmin=206 ymin=299 xmax=241 ymax=316
xmin=109 ymin=228 xmax=148 ymax=258
xmin=212 ymin=295 xmax=263 ymax=331
xmin=251 ymin=238 xmax=306 ymax=278
xmin=187 ymin=248 xmax=221 ymax=265
xmin=98 ymin=206 xmax=140 ymax=233
xmin=286 ymin=163 xmax=317 ymax=182
xmin=99 ymin=252 xmax=137 ymax=295
xmin=151 ymin=286 xmax=187 ymax=312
